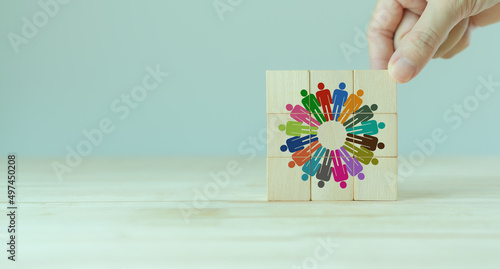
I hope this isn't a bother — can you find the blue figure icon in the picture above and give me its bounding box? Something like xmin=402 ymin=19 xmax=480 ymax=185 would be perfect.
xmin=280 ymin=135 xmax=318 ymax=153
xmin=332 ymin=82 xmax=348 ymax=121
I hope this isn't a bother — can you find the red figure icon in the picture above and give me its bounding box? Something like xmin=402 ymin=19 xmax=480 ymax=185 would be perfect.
xmin=315 ymin=83 xmax=333 ymax=122
xmin=331 ymin=149 xmax=349 ymax=189
xmin=338 ymin=89 xmax=364 ymax=124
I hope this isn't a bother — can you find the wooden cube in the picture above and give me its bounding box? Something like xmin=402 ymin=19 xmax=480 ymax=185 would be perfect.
xmin=353 ymin=70 xmax=397 ymax=114
xmin=267 ymin=157 xmax=311 ymax=201
xmin=353 ymin=157 xmax=398 ymax=200
xmin=267 ymin=70 xmax=397 ymax=201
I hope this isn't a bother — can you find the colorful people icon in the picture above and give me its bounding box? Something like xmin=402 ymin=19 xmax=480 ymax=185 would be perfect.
xmin=332 ymin=82 xmax=348 ymax=121
xmin=301 ymin=89 xmax=325 ymax=124
xmin=331 ymin=149 xmax=349 ymax=189
xmin=343 ymin=104 xmax=378 ymax=129
xmin=279 ymin=121 xmax=318 ymax=136
xmin=316 ymin=149 xmax=332 ymax=187
xmin=280 ymin=83 xmax=390 ymax=185
xmin=346 ymin=133 xmax=384 ymax=152
xmin=343 ymin=142 xmax=379 ymax=166
xmin=289 ymin=140 xmax=321 ymax=168
xmin=286 ymin=104 xmax=321 ymax=127
xmin=315 ymin=83 xmax=333 ymax=122
xmin=280 ymin=134 xmax=318 ymax=153
xmin=346 ymin=120 xmax=385 ymax=136
xmin=338 ymin=146 xmax=365 ymax=180
xmin=338 ymin=89 xmax=364 ymax=124
xmin=302 ymin=146 xmax=326 ymax=180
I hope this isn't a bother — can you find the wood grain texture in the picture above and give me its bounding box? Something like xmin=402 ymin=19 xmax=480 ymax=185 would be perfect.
xmin=267 ymin=113 xmax=311 ymax=158
xmin=311 ymin=156 xmax=354 ymax=201
xmin=354 ymin=157 xmax=398 ymax=200
xmin=266 ymin=70 xmax=309 ymax=114
xmin=354 ymin=70 xmax=397 ymax=114
xmin=267 ymin=70 xmax=312 ymax=200
xmin=0 ymin=158 xmax=499 ymax=268
xmin=267 ymin=157 xmax=310 ymax=201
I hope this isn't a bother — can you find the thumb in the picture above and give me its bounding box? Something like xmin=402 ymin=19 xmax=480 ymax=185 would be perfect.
xmin=388 ymin=1 xmax=463 ymax=83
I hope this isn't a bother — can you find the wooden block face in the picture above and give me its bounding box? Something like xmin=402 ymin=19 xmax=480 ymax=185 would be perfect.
xmin=267 ymin=113 xmax=316 ymax=158
xmin=266 ymin=70 xmax=398 ymax=202
xmin=345 ymin=114 xmax=397 ymax=157
xmin=354 ymin=70 xmax=397 ymax=114
xmin=267 ymin=157 xmax=311 ymax=201
xmin=310 ymin=70 xmax=354 ymax=121
xmin=311 ymin=151 xmax=354 ymax=201
xmin=266 ymin=70 xmax=310 ymax=114
xmin=354 ymin=157 xmax=397 ymax=200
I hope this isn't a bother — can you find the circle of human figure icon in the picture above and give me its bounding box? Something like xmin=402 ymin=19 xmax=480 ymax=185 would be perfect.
xmin=279 ymin=82 xmax=386 ymax=189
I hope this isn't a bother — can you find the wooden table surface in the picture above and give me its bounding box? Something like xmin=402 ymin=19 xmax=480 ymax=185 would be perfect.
xmin=1 ymin=157 xmax=499 ymax=269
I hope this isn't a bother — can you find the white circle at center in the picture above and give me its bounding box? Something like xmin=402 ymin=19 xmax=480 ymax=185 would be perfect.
xmin=316 ymin=119 xmax=347 ymax=152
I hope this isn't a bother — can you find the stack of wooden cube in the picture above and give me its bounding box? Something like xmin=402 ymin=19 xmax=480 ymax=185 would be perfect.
xmin=267 ymin=70 xmax=397 ymax=201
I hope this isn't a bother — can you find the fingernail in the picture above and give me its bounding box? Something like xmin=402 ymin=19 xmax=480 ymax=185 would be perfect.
xmin=389 ymin=57 xmax=416 ymax=83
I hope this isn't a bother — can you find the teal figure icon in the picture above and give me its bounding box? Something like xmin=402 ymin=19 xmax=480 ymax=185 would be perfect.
xmin=302 ymin=146 xmax=326 ymax=179
xmin=346 ymin=120 xmax=385 ymax=136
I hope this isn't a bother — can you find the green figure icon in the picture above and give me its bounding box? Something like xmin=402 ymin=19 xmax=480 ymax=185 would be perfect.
xmin=301 ymin=89 xmax=325 ymax=124
xmin=279 ymin=121 xmax=318 ymax=137
xmin=343 ymin=141 xmax=379 ymax=166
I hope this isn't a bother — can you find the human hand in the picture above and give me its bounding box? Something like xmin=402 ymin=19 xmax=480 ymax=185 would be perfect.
xmin=368 ymin=0 xmax=500 ymax=83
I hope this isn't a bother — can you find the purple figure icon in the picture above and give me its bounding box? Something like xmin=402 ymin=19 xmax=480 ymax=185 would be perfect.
xmin=338 ymin=146 xmax=365 ymax=180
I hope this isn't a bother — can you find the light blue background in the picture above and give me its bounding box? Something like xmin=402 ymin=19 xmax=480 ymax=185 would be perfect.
xmin=1 ymin=0 xmax=499 ymax=157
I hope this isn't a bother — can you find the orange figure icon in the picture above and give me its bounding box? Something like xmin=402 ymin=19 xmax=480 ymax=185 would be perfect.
xmin=338 ymin=89 xmax=364 ymax=124
xmin=290 ymin=141 xmax=321 ymax=167
xmin=315 ymin=83 xmax=333 ymax=122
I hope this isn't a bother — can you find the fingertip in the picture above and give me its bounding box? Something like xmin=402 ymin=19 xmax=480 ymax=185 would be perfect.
xmin=388 ymin=57 xmax=416 ymax=83
xmin=370 ymin=59 xmax=390 ymax=70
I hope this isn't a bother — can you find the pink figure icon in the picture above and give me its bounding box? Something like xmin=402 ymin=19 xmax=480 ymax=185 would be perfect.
xmin=315 ymin=83 xmax=333 ymax=122
xmin=331 ymin=149 xmax=349 ymax=189
xmin=286 ymin=104 xmax=321 ymax=127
